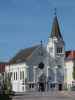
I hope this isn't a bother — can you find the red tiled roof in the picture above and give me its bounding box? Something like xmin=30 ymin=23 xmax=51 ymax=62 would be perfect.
xmin=65 ymin=51 xmax=75 ymax=60
xmin=0 ymin=62 xmax=8 ymax=73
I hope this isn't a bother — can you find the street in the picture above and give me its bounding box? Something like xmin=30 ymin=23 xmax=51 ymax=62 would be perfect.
xmin=12 ymin=91 xmax=75 ymax=100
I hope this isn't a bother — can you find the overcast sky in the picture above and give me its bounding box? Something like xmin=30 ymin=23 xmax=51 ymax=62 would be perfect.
xmin=0 ymin=0 xmax=75 ymax=61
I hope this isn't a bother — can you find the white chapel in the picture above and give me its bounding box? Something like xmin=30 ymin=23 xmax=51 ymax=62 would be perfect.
xmin=5 ymin=14 xmax=65 ymax=92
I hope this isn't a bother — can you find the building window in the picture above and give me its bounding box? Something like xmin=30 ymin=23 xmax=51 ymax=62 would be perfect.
xmin=48 ymin=68 xmax=55 ymax=82
xmin=32 ymin=84 xmax=34 ymax=88
xmin=20 ymin=71 xmax=24 ymax=80
xmin=10 ymin=72 xmax=12 ymax=77
xmin=22 ymin=71 xmax=24 ymax=79
xmin=29 ymin=84 xmax=34 ymax=88
xmin=29 ymin=84 xmax=31 ymax=88
xmin=22 ymin=86 xmax=24 ymax=91
xmin=26 ymin=68 xmax=29 ymax=81
xmin=20 ymin=71 xmax=21 ymax=80
xmin=13 ymin=72 xmax=17 ymax=80
xmin=16 ymin=72 xmax=17 ymax=80
xmin=50 ymin=83 xmax=55 ymax=88
xmin=14 ymin=72 xmax=15 ymax=80
xmin=57 ymin=47 xmax=62 ymax=53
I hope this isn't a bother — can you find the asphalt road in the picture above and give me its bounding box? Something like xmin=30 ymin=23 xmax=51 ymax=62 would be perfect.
xmin=12 ymin=91 xmax=75 ymax=100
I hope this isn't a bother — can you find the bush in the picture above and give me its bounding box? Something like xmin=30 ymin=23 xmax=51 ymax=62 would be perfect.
xmin=0 ymin=72 xmax=14 ymax=98
xmin=0 ymin=94 xmax=12 ymax=100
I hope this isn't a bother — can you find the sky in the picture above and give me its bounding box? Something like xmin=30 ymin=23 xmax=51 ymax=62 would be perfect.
xmin=0 ymin=0 xmax=75 ymax=61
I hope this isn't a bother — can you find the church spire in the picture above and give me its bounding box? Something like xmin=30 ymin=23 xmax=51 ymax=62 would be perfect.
xmin=50 ymin=9 xmax=63 ymax=40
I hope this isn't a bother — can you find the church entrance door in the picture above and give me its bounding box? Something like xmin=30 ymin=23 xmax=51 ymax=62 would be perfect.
xmin=58 ymin=84 xmax=62 ymax=91
xmin=38 ymin=82 xmax=45 ymax=92
xmin=38 ymin=73 xmax=46 ymax=92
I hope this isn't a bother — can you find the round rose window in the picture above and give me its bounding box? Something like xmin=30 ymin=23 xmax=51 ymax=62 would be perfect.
xmin=38 ymin=62 xmax=44 ymax=69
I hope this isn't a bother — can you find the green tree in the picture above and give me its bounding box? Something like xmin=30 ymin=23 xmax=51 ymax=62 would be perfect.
xmin=1 ymin=72 xmax=12 ymax=95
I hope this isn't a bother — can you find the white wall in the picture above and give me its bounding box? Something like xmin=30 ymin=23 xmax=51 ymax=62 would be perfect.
xmin=5 ymin=63 xmax=28 ymax=92
xmin=65 ymin=60 xmax=73 ymax=89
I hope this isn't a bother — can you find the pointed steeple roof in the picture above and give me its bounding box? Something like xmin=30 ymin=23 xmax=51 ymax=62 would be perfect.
xmin=50 ymin=15 xmax=63 ymax=40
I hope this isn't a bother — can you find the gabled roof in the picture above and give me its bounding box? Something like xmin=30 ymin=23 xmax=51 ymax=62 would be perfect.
xmin=9 ymin=45 xmax=39 ymax=64
xmin=50 ymin=15 xmax=63 ymax=40
xmin=65 ymin=51 xmax=75 ymax=60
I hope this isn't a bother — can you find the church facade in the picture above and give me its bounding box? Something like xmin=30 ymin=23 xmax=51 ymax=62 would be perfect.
xmin=5 ymin=15 xmax=65 ymax=92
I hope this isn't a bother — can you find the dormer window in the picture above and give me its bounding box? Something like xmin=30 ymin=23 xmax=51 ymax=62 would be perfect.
xmin=57 ymin=47 xmax=62 ymax=53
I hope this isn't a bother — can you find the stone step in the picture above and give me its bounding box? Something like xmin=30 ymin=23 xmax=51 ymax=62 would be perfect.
xmin=14 ymin=91 xmax=72 ymax=97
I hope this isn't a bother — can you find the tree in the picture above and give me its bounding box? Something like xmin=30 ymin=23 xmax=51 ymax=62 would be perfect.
xmin=0 ymin=72 xmax=12 ymax=95
xmin=0 ymin=72 xmax=13 ymax=100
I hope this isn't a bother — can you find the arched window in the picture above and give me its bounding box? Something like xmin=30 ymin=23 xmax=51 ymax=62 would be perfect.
xmin=48 ymin=68 xmax=55 ymax=82
xmin=20 ymin=71 xmax=24 ymax=80
xmin=56 ymin=66 xmax=63 ymax=82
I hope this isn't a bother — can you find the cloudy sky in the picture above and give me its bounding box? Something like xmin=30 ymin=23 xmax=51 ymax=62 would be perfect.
xmin=0 ymin=0 xmax=75 ymax=61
